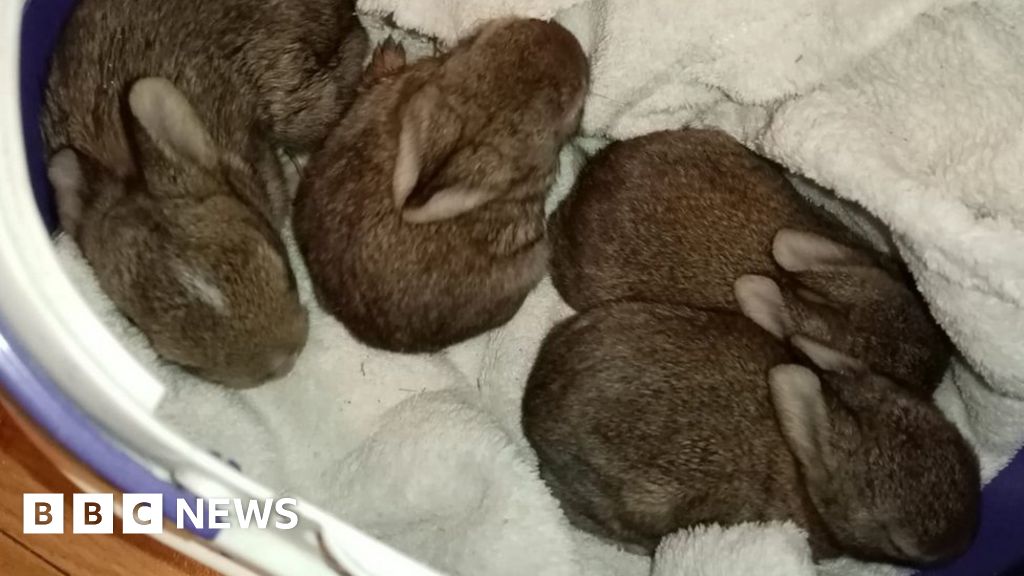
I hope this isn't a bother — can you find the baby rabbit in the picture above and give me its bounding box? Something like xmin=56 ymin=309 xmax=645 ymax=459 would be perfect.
xmin=294 ymin=19 xmax=589 ymax=352
xmin=43 ymin=0 xmax=369 ymax=386
xmin=549 ymin=128 xmax=950 ymax=395
xmin=522 ymin=301 xmax=980 ymax=565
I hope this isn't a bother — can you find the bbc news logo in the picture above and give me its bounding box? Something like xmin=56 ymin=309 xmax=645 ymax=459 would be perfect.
xmin=24 ymin=493 xmax=299 ymax=534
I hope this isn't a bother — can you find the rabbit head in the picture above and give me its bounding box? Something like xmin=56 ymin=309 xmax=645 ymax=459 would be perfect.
xmin=122 ymin=77 xmax=287 ymax=223
xmin=391 ymin=18 xmax=589 ymax=223
xmin=769 ymin=365 xmax=980 ymax=565
xmin=50 ymin=78 xmax=307 ymax=387
xmin=734 ymin=228 xmax=952 ymax=396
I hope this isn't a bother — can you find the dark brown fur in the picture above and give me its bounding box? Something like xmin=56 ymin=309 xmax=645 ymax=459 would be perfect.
xmin=43 ymin=0 xmax=368 ymax=386
xmin=523 ymin=302 xmax=979 ymax=564
xmin=44 ymin=0 xmax=368 ymax=172
xmin=294 ymin=19 xmax=589 ymax=352
xmin=550 ymin=129 xmax=951 ymax=395
xmin=549 ymin=129 xmax=832 ymax=311
xmin=737 ymin=237 xmax=953 ymax=398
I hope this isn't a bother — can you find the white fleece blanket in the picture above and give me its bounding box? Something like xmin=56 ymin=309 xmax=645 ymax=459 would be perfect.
xmin=55 ymin=1 xmax=1024 ymax=575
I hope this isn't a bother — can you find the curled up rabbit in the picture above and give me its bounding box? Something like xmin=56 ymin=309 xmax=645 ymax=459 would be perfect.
xmin=294 ymin=18 xmax=589 ymax=352
xmin=43 ymin=0 xmax=369 ymax=386
xmin=521 ymin=300 xmax=980 ymax=565
xmin=548 ymin=128 xmax=951 ymax=395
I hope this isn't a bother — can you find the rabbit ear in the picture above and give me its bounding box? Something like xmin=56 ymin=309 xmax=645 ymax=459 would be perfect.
xmin=401 ymin=186 xmax=501 ymax=223
xmin=734 ymin=275 xmax=787 ymax=338
xmin=790 ymin=335 xmax=866 ymax=373
xmin=769 ymin=364 xmax=832 ymax=476
xmin=393 ymin=83 xmax=493 ymax=223
xmin=773 ymin=229 xmax=873 ymax=272
xmin=48 ymin=148 xmax=86 ymax=236
xmin=128 ymin=77 xmax=218 ymax=168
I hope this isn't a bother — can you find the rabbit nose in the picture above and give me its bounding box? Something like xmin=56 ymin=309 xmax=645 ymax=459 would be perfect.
xmin=267 ymin=351 xmax=299 ymax=380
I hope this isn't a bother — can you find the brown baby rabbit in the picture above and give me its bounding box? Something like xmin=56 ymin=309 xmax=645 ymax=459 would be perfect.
xmin=549 ymin=128 xmax=950 ymax=395
xmin=734 ymin=229 xmax=952 ymax=398
xmin=294 ymin=19 xmax=589 ymax=352
xmin=522 ymin=301 xmax=980 ymax=564
xmin=43 ymin=0 xmax=369 ymax=386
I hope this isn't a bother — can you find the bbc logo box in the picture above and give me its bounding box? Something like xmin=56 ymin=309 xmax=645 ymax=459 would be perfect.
xmin=24 ymin=493 xmax=163 ymax=535
xmin=22 ymin=493 xmax=63 ymax=534
xmin=24 ymin=493 xmax=298 ymax=534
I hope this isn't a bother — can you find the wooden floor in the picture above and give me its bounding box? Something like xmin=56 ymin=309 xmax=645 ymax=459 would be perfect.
xmin=0 ymin=401 xmax=217 ymax=576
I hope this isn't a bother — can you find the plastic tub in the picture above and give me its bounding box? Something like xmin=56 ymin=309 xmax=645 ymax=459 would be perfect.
xmin=0 ymin=1 xmax=1020 ymax=575
xmin=2 ymin=1 xmax=440 ymax=574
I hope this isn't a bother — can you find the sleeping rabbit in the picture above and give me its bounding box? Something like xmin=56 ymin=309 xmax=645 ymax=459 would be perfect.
xmin=522 ymin=300 xmax=979 ymax=565
xmin=294 ymin=19 xmax=589 ymax=352
xmin=549 ymin=128 xmax=951 ymax=396
xmin=43 ymin=0 xmax=369 ymax=386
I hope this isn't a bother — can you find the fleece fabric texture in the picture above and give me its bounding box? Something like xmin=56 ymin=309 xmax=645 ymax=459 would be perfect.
xmin=54 ymin=1 xmax=1024 ymax=575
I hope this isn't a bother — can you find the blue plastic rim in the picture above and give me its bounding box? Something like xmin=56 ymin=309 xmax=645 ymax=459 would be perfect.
xmin=4 ymin=0 xmax=216 ymax=539
xmin=0 ymin=318 xmax=216 ymax=539
xmin=7 ymin=0 xmax=1024 ymax=571
xmin=19 ymin=0 xmax=72 ymax=233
